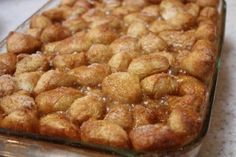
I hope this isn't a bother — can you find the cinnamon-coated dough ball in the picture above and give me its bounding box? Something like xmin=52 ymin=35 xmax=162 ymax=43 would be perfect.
xmin=141 ymin=73 xmax=178 ymax=98
xmin=0 ymin=53 xmax=17 ymax=75
xmin=128 ymin=54 xmax=169 ymax=79
xmin=0 ymin=75 xmax=17 ymax=97
xmin=196 ymin=21 xmax=217 ymax=41
xmin=168 ymin=108 xmax=201 ymax=136
xmin=36 ymin=87 xmax=82 ymax=114
xmin=15 ymin=54 xmax=49 ymax=75
xmin=63 ymin=17 xmax=88 ymax=33
xmin=149 ymin=19 xmax=174 ymax=33
xmin=132 ymin=105 xmax=156 ymax=127
xmin=177 ymin=75 xmax=206 ymax=97
xmin=26 ymin=28 xmax=42 ymax=39
xmin=86 ymin=44 xmax=113 ymax=64
xmin=39 ymin=112 xmax=80 ymax=139
xmin=43 ymin=31 xmax=92 ymax=54
xmin=40 ymin=24 xmax=71 ymax=43
xmin=86 ymin=25 xmax=118 ymax=44
xmin=68 ymin=95 xmax=105 ymax=124
xmin=139 ymin=33 xmax=167 ymax=53
xmin=127 ymin=21 xmax=148 ymax=38
xmin=0 ymin=93 xmax=36 ymax=114
xmin=141 ymin=5 xmax=160 ymax=17
xmin=7 ymin=32 xmax=41 ymax=54
xmin=34 ymin=70 xmax=77 ymax=94
xmin=1 ymin=110 xmax=38 ymax=133
xmin=60 ymin=0 xmax=77 ymax=6
xmin=42 ymin=6 xmax=72 ymax=21
xmin=110 ymin=36 xmax=141 ymax=58
xmin=108 ymin=52 xmax=132 ymax=72
xmin=80 ymin=120 xmax=129 ymax=148
xmin=159 ymin=30 xmax=197 ymax=52
xmin=69 ymin=63 xmax=111 ymax=86
xmin=30 ymin=15 xmax=52 ymax=29
xmin=16 ymin=71 xmax=43 ymax=93
xmin=102 ymin=72 xmax=141 ymax=104
xmin=104 ymin=104 xmax=133 ymax=130
xmin=52 ymin=52 xmax=87 ymax=71
xmin=129 ymin=124 xmax=181 ymax=151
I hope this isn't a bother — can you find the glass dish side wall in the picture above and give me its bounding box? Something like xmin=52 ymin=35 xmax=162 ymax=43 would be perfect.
xmin=0 ymin=0 xmax=226 ymax=156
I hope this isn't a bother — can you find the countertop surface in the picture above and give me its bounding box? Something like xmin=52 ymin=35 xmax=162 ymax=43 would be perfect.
xmin=0 ymin=0 xmax=235 ymax=157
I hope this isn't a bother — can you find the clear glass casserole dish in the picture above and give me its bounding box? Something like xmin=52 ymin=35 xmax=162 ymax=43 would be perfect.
xmin=0 ymin=0 xmax=226 ymax=156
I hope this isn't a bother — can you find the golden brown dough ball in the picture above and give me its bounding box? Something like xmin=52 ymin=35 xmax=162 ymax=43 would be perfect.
xmin=139 ymin=33 xmax=168 ymax=53
xmin=168 ymin=108 xmax=201 ymax=136
xmin=0 ymin=53 xmax=17 ymax=75
xmin=129 ymin=124 xmax=181 ymax=151
xmin=196 ymin=0 xmax=219 ymax=7
xmin=102 ymin=72 xmax=141 ymax=104
xmin=0 ymin=93 xmax=36 ymax=114
xmin=127 ymin=21 xmax=148 ymax=38
xmin=26 ymin=28 xmax=42 ymax=39
xmin=108 ymin=52 xmax=132 ymax=72
xmin=110 ymin=36 xmax=141 ymax=58
xmin=30 ymin=15 xmax=52 ymax=29
xmin=86 ymin=44 xmax=113 ymax=64
xmin=112 ymin=6 xmax=130 ymax=16
xmin=74 ymin=0 xmax=93 ymax=10
xmin=166 ymin=95 xmax=203 ymax=113
xmin=122 ymin=0 xmax=147 ymax=9
xmin=43 ymin=31 xmax=92 ymax=55
xmin=86 ymin=25 xmax=118 ymax=44
xmin=82 ymin=8 xmax=105 ymax=22
xmin=149 ymin=19 xmax=174 ymax=33
xmin=42 ymin=6 xmax=72 ymax=21
xmin=179 ymin=48 xmax=214 ymax=80
xmin=7 ymin=32 xmax=41 ymax=54
xmin=185 ymin=3 xmax=200 ymax=18
xmin=60 ymin=0 xmax=77 ymax=6
xmin=69 ymin=63 xmax=111 ymax=86
xmin=36 ymin=87 xmax=82 ymax=114
xmin=152 ymin=51 xmax=176 ymax=66
xmin=16 ymin=71 xmax=43 ymax=93
xmin=159 ymin=0 xmax=184 ymax=20
xmin=1 ymin=110 xmax=38 ymax=133
xmin=89 ymin=15 xmax=122 ymax=30
xmin=198 ymin=7 xmax=218 ymax=23
xmin=0 ymin=75 xmax=17 ymax=97
xmin=192 ymin=39 xmax=215 ymax=55
xmin=132 ymin=105 xmax=156 ymax=127
xmin=68 ymin=95 xmax=105 ymax=124
xmin=34 ymin=70 xmax=77 ymax=94
xmin=141 ymin=73 xmax=178 ymax=98
xmin=159 ymin=30 xmax=197 ymax=52
xmin=63 ymin=17 xmax=88 ymax=33
xmin=141 ymin=5 xmax=160 ymax=17
xmin=128 ymin=54 xmax=169 ymax=79
xmin=52 ymin=52 xmax=87 ymax=71
xmin=15 ymin=54 xmax=49 ymax=75
xmin=39 ymin=112 xmax=80 ymax=139
xmin=177 ymin=75 xmax=206 ymax=97
xmin=124 ymin=13 xmax=153 ymax=25
xmin=40 ymin=24 xmax=71 ymax=43
xmin=195 ymin=21 xmax=217 ymax=41
xmin=80 ymin=120 xmax=129 ymax=148
xmin=104 ymin=104 xmax=133 ymax=130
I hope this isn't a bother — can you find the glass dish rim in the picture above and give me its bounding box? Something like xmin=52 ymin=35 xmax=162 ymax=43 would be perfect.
xmin=0 ymin=0 xmax=227 ymax=156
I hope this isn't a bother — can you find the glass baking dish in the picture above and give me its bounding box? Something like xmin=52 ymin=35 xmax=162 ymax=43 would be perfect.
xmin=0 ymin=0 xmax=226 ymax=156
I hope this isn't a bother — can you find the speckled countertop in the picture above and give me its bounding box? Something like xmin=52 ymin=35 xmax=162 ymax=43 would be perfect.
xmin=0 ymin=0 xmax=235 ymax=157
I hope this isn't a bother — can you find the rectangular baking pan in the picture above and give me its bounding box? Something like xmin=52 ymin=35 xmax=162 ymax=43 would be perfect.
xmin=0 ymin=0 xmax=226 ymax=156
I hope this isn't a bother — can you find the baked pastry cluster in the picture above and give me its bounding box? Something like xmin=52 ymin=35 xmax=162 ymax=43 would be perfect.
xmin=0 ymin=0 xmax=219 ymax=151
